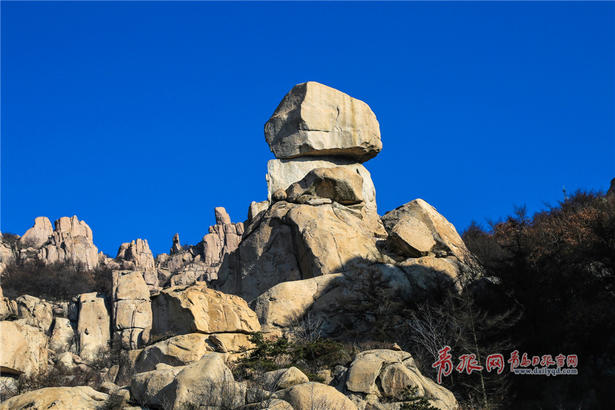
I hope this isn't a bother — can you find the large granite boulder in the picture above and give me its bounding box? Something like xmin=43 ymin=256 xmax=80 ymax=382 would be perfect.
xmin=151 ymin=282 xmax=260 ymax=339
xmin=382 ymin=199 xmax=471 ymax=266
xmin=265 ymin=81 xmax=381 ymax=162
xmin=112 ymin=270 xmax=152 ymax=349
xmin=130 ymin=364 xmax=185 ymax=409
xmin=0 ymin=386 xmax=109 ymax=410
xmin=77 ymin=292 xmax=110 ymax=363
xmin=172 ymin=353 xmax=246 ymax=409
xmin=0 ymin=321 xmax=48 ymax=377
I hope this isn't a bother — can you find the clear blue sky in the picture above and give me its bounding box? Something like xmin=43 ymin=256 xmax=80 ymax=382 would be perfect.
xmin=2 ymin=2 xmax=614 ymax=256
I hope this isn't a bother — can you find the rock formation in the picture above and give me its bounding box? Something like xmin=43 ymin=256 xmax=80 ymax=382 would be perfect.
xmin=155 ymin=207 xmax=243 ymax=287
xmin=116 ymin=239 xmax=158 ymax=289
xmin=20 ymin=216 xmax=53 ymax=248
xmin=111 ymin=270 xmax=152 ymax=349
xmin=0 ymin=82 xmax=466 ymax=409
xmin=77 ymin=292 xmax=110 ymax=363
xmin=38 ymin=216 xmax=100 ymax=270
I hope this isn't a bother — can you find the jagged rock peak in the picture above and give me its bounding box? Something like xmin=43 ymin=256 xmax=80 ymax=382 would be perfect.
xmin=170 ymin=233 xmax=182 ymax=254
xmin=33 ymin=215 xmax=99 ymax=270
xmin=116 ymin=239 xmax=158 ymax=289
xmin=264 ymin=81 xmax=382 ymax=163
xmin=20 ymin=217 xmax=53 ymax=248
xmin=214 ymin=207 xmax=231 ymax=225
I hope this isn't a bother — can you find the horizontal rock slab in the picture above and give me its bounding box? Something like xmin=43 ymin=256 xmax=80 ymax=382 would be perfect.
xmin=265 ymin=81 xmax=381 ymax=162
xmin=151 ymin=282 xmax=261 ymax=339
xmin=0 ymin=386 xmax=109 ymax=410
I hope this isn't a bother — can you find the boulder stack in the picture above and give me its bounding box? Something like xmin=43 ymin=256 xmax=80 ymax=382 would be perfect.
xmin=218 ymin=82 xmax=386 ymax=300
xmin=264 ymin=82 xmax=382 ymax=229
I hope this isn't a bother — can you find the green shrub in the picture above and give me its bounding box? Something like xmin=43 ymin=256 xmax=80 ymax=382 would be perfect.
xmin=233 ymin=333 xmax=352 ymax=382
xmin=2 ymin=260 xmax=112 ymax=301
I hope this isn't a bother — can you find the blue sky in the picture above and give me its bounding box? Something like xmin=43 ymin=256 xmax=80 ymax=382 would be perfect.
xmin=2 ymin=2 xmax=614 ymax=256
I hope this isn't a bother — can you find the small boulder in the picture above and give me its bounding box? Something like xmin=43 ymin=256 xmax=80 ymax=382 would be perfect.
xmin=259 ymin=367 xmax=309 ymax=391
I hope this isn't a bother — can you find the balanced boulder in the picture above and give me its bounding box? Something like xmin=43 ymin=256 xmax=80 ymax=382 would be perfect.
xmin=265 ymin=81 xmax=381 ymax=162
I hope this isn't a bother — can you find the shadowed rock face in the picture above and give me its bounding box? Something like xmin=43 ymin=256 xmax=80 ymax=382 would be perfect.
xmin=265 ymin=81 xmax=382 ymax=163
